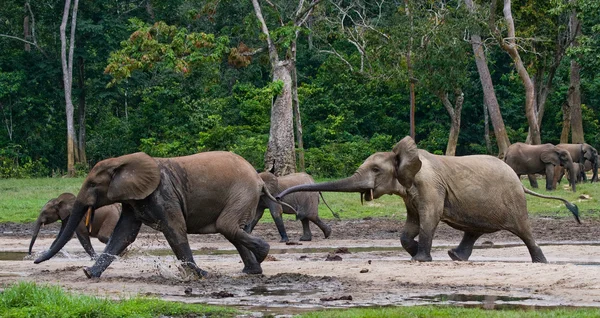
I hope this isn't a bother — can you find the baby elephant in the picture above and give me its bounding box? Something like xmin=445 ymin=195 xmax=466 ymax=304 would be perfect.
xmin=29 ymin=193 xmax=121 ymax=257
xmin=245 ymin=172 xmax=332 ymax=242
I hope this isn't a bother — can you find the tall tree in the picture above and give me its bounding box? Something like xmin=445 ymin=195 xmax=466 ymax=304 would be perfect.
xmin=251 ymin=0 xmax=320 ymax=176
xmin=465 ymin=0 xmax=510 ymax=157
xmin=568 ymin=2 xmax=584 ymax=143
xmin=60 ymin=0 xmax=80 ymax=176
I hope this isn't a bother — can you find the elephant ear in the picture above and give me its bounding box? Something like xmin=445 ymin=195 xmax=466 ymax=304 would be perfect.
xmin=392 ymin=136 xmax=422 ymax=189
xmin=259 ymin=172 xmax=279 ymax=194
xmin=584 ymin=144 xmax=597 ymax=161
xmin=540 ymin=149 xmax=560 ymax=166
xmin=107 ymin=152 xmax=161 ymax=201
xmin=56 ymin=193 xmax=76 ymax=220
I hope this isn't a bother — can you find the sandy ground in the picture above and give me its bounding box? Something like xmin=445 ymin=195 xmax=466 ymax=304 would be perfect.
xmin=1 ymin=216 xmax=600 ymax=314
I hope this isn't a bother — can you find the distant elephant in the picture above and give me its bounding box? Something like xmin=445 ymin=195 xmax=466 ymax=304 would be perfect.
xmin=34 ymin=151 xmax=285 ymax=278
xmin=504 ymin=142 xmax=577 ymax=192
xmin=556 ymin=143 xmax=598 ymax=183
xmin=28 ymin=192 xmax=120 ymax=257
xmin=583 ymin=154 xmax=599 ymax=182
xmin=277 ymin=136 xmax=580 ymax=263
xmin=245 ymin=172 xmax=333 ymax=242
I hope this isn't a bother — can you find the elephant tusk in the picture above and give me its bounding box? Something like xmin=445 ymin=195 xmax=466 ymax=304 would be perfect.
xmin=85 ymin=207 xmax=93 ymax=233
xmin=370 ymin=189 xmax=374 ymax=200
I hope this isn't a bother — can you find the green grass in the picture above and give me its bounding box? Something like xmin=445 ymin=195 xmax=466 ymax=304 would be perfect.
xmin=0 ymin=177 xmax=84 ymax=223
xmin=0 ymin=177 xmax=598 ymax=224
xmin=299 ymin=306 xmax=600 ymax=318
xmin=0 ymin=282 xmax=237 ymax=318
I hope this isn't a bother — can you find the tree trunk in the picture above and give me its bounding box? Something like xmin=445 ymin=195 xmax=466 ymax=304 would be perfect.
xmin=496 ymin=0 xmax=540 ymax=145
xmin=483 ymin=101 xmax=492 ymax=154
xmin=465 ymin=0 xmax=510 ymax=158
xmin=438 ymin=90 xmax=464 ymax=156
xmin=77 ymin=56 xmax=87 ymax=166
xmin=405 ymin=0 xmax=416 ymax=140
xmin=560 ymin=100 xmax=571 ymax=143
xmin=252 ymin=0 xmax=297 ymax=176
xmin=292 ymin=65 xmax=305 ymax=172
xmin=60 ymin=0 xmax=79 ymax=177
xmin=569 ymin=2 xmax=584 ymax=143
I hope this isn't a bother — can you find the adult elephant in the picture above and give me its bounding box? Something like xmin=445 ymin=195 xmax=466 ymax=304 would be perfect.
xmin=277 ymin=136 xmax=580 ymax=263
xmin=504 ymin=142 xmax=577 ymax=192
xmin=245 ymin=172 xmax=334 ymax=242
xmin=34 ymin=151 xmax=281 ymax=278
xmin=28 ymin=192 xmax=120 ymax=257
xmin=556 ymin=143 xmax=598 ymax=183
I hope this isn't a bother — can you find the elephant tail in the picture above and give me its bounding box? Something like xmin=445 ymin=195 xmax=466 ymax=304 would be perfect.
xmin=319 ymin=192 xmax=340 ymax=220
xmin=522 ymin=186 xmax=581 ymax=224
xmin=261 ymin=185 xmax=298 ymax=215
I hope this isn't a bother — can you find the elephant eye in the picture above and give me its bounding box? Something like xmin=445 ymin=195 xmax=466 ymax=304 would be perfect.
xmin=372 ymin=167 xmax=380 ymax=173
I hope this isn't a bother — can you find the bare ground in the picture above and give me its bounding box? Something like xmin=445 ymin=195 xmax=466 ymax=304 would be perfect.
xmin=1 ymin=215 xmax=600 ymax=314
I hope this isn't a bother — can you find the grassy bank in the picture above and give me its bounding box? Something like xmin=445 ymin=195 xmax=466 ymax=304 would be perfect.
xmin=0 ymin=177 xmax=598 ymax=223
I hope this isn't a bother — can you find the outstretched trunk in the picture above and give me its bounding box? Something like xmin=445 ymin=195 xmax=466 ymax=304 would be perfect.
xmin=34 ymin=202 xmax=87 ymax=263
xmin=28 ymin=218 xmax=43 ymax=255
xmin=277 ymin=173 xmax=372 ymax=199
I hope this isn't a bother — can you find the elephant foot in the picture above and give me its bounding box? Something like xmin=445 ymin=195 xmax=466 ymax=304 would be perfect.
xmin=411 ymin=253 xmax=432 ymax=262
xmin=279 ymin=237 xmax=289 ymax=243
xmin=323 ymin=226 xmax=332 ymax=239
xmin=254 ymin=242 xmax=270 ymax=263
xmin=448 ymin=249 xmax=468 ymax=261
xmin=83 ymin=266 xmax=102 ymax=279
xmin=242 ymin=264 xmax=263 ymax=275
xmin=299 ymin=235 xmax=312 ymax=241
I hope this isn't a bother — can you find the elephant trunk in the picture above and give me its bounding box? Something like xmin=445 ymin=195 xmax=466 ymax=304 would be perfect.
xmin=277 ymin=174 xmax=372 ymax=200
xmin=34 ymin=202 xmax=89 ymax=264
xmin=28 ymin=218 xmax=43 ymax=255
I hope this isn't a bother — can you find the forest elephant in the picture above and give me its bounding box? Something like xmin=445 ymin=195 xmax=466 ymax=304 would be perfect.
xmin=277 ymin=136 xmax=580 ymax=263
xmin=555 ymin=143 xmax=599 ymax=183
xmin=245 ymin=171 xmax=334 ymax=242
xmin=28 ymin=193 xmax=120 ymax=258
xmin=34 ymin=151 xmax=284 ymax=278
xmin=504 ymin=142 xmax=577 ymax=192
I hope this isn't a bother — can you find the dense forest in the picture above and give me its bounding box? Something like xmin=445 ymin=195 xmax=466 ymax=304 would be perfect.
xmin=0 ymin=0 xmax=599 ymax=178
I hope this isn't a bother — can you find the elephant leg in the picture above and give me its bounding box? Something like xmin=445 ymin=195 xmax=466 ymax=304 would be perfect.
xmin=448 ymin=232 xmax=483 ymax=261
xmin=412 ymin=203 xmax=442 ymax=262
xmin=244 ymin=207 xmax=264 ymax=234
xmin=83 ymin=207 xmax=142 ymax=278
xmin=267 ymin=201 xmax=289 ymax=242
xmin=545 ymin=165 xmax=557 ymax=191
xmin=227 ymin=238 xmax=262 ymax=274
xmin=527 ymin=174 xmax=539 ymax=189
xmin=299 ymin=218 xmax=312 ymax=241
xmin=400 ymin=212 xmax=420 ymax=257
xmin=309 ymin=216 xmax=332 ymax=239
xmin=509 ymin=224 xmax=547 ymax=263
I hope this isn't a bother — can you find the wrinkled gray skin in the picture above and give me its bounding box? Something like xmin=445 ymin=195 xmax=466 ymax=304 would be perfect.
xmin=34 ymin=151 xmax=275 ymax=278
xmin=555 ymin=143 xmax=599 ymax=183
xmin=277 ymin=136 xmax=580 ymax=263
xmin=245 ymin=172 xmax=331 ymax=242
xmin=504 ymin=142 xmax=577 ymax=192
xmin=28 ymin=192 xmax=120 ymax=257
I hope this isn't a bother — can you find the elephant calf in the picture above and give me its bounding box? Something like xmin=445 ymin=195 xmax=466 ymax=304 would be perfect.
xmin=29 ymin=193 xmax=120 ymax=258
xmin=245 ymin=172 xmax=332 ymax=242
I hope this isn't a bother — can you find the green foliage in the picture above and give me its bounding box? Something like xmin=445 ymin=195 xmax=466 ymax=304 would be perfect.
xmin=0 ymin=145 xmax=49 ymax=178
xmin=0 ymin=282 xmax=237 ymax=318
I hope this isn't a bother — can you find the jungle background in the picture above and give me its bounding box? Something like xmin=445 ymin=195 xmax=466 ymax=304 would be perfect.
xmin=0 ymin=0 xmax=599 ymax=179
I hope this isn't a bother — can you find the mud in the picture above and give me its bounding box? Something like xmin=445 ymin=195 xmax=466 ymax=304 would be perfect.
xmin=2 ymin=216 xmax=600 ymax=314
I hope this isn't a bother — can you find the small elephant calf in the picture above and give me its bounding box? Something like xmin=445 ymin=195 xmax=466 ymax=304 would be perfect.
xmin=29 ymin=192 xmax=121 ymax=257
xmin=245 ymin=172 xmax=332 ymax=242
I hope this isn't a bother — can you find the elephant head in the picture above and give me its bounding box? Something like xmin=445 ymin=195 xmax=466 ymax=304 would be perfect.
xmin=538 ymin=146 xmax=576 ymax=192
xmin=277 ymin=151 xmax=403 ymax=203
xmin=583 ymin=144 xmax=599 ymax=182
xmin=34 ymin=152 xmax=161 ymax=264
xmin=28 ymin=193 xmax=76 ymax=255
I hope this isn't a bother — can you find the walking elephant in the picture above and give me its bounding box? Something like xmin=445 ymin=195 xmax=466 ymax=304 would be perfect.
xmin=504 ymin=142 xmax=577 ymax=192
xmin=277 ymin=136 xmax=580 ymax=263
xmin=556 ymin=143 xmax=598 ymax=183
xmin=34 ymin=151 xmax=283 ymax=278
xmin=245 ymin=172 xmax=333 ymax=242
xmin=28 ymin=192 xmax=120 ymax=257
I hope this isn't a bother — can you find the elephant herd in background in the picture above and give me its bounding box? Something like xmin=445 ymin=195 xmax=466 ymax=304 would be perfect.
xmin=29 ymin=138 xmax=594 ymax=279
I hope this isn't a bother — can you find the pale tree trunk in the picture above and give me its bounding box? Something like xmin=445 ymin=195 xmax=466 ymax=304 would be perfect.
xmin=292 ymin=65 xmax=305 ymax=172
xmin=465 ymin=0 xmax=510 ymax=158
xmin=252 ymin=0 xmax=296 ymax=176
xmin=492 ymin=0 xmax=540 ymax=145
xmin=60 ymin=0 xmax=79 ymax=176
xmin=569 ymin=6 xmax=584 ymax=143
xmin=77 ymin=56 xmax=86 ymax=166
xmin=483 ymin=102 xmax=492 ymax=154
xmin=405 ymin=0 xmax=416 ymax=140
xmin=437 ymin=90 xmax=464 ymax=156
